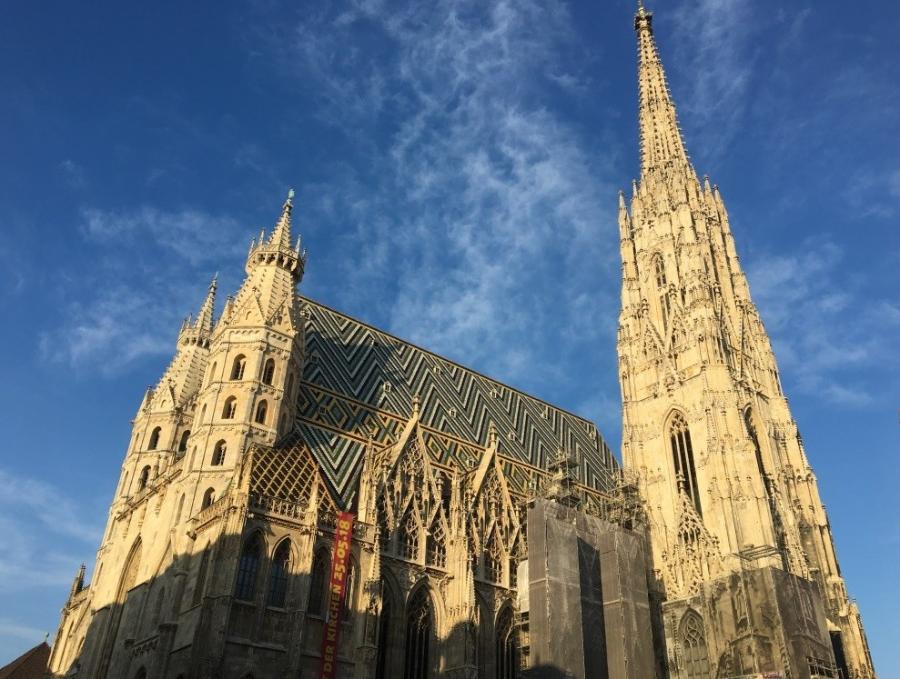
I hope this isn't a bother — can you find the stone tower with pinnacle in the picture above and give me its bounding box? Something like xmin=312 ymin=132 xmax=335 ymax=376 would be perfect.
xmin=617 ymin=3 xmax=875 ymax=677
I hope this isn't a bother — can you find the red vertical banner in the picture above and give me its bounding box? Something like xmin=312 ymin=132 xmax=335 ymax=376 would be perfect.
xmin=319 ymin=511 xmax=355 ymax=679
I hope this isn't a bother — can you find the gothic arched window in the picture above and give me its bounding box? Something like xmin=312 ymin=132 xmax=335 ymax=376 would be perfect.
xmin=211 ymin=440 xmax=226 ymax=466
xmin=262 ymin=358 xmax=275 ymax=386
xmin=138 ymin=465 xmax=151 ymax=491
xmin=231 ymin=355 xmax=247 ymax=381
xmin=375 ymin=588 xmax=393 ymax=679
xmin=222 ymin=397 xmax=237 ymax=419
xmin=400 ymin=509 xmax=419 ymax=561
xmin=201 ymin=487 xmax=215 ymax=509
xmin=495 ymin=607 xmax=518 ymax=679
xmin=307 ymin=549 xmax=329 ymax=616
xmin=234 ymin=534 xmax=263 ymax=602
xmin=267 ymin=540 xmax=290 ymax=608
xmin=255 ymin=400 xmax=268 ymax=425
xmin=178 ymin=429 xmax=190 ymax=453
xmin=669 ymin=412 xmax=702 ymax=515
xmin=485 ymin=531 xmax=503 ymax=583
xmin=148 ymin=427 xmax=161 ymax=451
xmin=679 ymin=610 xmax=710 ymax=678
xmin=404 ymin=587 xmax=433 ymax=679
xmin=653 ymin=253 xmax=667 ymax=288
xmin=426 ymin=518 xmax=446 ymax=568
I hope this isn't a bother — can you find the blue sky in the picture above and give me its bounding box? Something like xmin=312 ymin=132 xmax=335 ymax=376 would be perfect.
xmin=1 ymin=0 xmax=898 ymax=670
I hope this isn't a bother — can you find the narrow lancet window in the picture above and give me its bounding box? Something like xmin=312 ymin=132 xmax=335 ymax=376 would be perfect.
xmin=211 ymin=440 xmax=226 ymax=466
xmin=148 ymin=427 xmax=161 ymax=450
xmin=679 ymin=610 xmax=710 ymax=678
xmin=254 ymin=400 xmax=268 ymax=425
xmin=495 ymin=607 xmax=518 ymax=679
xmin=234 ymin=534 xmax=262 ymax=602
xmin=307 ymin=549 xmax=329 ymax=616
xmin=262 ymin=358 xmax=275 ymax=385
xmin=404 ymin=587 xmax=432 ymax=679
xmin=669 ymin=413 xmax=702 ymax=515
xmin=222 ymin=397 xmax=237 ymax=419
xmin=267 ymin=540 xmax=290 ymax=607
xmin=231 ymin=355 xmax=247 ymax=380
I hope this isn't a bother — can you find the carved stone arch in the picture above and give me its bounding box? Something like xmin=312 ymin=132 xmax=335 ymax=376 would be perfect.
xmin=666 ymin=409 xmax=702 ymax=515
xmin=375 ymin=573 xmax=402 ymax=679
xmin=405 ymin=576 xmax=444 ymax=632
xmin=494 ymin=602 xmax=519 ymax=679
xmin=475 ymin=592 xmax=493 ymax=678
xmin=404 ymin=580 xmax=438 ymax=679
xmin=678 ymin=608 xmax=710 ymax=678
xmin=234 ymin=530 xmax=267 ymax=603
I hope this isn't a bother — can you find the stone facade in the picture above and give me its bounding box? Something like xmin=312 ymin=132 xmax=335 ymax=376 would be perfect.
xmin=47 ymin=4 xmax=875 ymax=679
xmin=616 ymin=4 xmax=875 ymax=678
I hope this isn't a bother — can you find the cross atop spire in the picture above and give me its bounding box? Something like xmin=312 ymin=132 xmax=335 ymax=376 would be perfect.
xmin=634 ymin=2 xmax=693 ymax=180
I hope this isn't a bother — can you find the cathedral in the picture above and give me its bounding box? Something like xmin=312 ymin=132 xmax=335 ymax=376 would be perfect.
xmin=47 ymin=4 xmax=876 ymax=679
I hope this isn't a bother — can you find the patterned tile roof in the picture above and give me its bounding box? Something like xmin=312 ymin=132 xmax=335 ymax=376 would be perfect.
xmin=287 ymin=297 xmax=618 ymax=506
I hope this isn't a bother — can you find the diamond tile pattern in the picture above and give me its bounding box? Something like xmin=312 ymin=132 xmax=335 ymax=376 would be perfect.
xmin=287 ymin=297 xmax=619 ymax=506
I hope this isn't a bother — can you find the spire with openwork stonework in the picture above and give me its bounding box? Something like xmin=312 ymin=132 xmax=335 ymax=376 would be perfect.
xmin=635 ymin=1 xmax=693 ymax=181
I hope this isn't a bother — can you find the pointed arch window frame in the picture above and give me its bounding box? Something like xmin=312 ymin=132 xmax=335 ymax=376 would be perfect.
xmin=668 ymin=411 xmax=702 ymax=516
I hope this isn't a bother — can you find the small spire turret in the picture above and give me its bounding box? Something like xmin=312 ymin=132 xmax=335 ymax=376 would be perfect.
xmin=244 ymin=189 xmax=305 ymax=283
xmin=194 ymin=274 xmax=217 ymax=338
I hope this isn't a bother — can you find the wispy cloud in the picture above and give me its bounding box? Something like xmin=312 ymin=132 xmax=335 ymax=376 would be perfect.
xmin=41 ymin=206 xmax=246 ymax=373
xmin=81 ymin=206 xmax=244 ymax=266
xmin=746 ymin=240 xmax=898 ymax=406
xmin=0 ymin=469 xmax=101 ymax=593
xmin=274 ymin=0 xmax=619 ymax=396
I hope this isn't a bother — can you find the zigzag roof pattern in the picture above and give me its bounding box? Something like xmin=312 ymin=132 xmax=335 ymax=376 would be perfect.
xmin=285 ymin=297 xmax=618 ymax=506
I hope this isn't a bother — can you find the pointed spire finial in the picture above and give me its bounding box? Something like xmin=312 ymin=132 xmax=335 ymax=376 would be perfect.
xmin=193 ymin=274 xmax=217 ymax=337
xmin=267 ymin=188 xmax=296 ymax=250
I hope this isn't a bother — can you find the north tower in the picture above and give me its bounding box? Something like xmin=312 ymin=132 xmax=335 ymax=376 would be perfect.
xmin=617 ymin=4 xmax=875 ymax=678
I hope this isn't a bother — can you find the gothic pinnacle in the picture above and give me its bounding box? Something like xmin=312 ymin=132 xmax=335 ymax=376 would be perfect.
xmin=193 ymin=273 xmax=217 ymax=337
xmin=268 ymin=188 xmax=295 ymax=250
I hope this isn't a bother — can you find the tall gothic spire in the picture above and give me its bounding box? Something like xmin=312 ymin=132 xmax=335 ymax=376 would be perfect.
xmin=634 ymin=2 xmax=693 ymax=180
